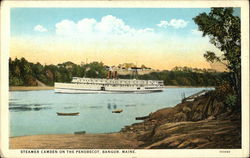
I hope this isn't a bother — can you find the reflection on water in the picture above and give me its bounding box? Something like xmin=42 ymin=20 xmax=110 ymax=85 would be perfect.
xmin=9 ymin=106 xmax=50 ymax=112
xmin=107 ymin=103 xmax=119 ymax=110
xmin=63 ymin=106 xmax=75 ymax=109
xmin=107 ymin=103 xmax=111 ymax=109
xmin=125 ymin=104 xmax=136 ymax=107
xmin=9 ymin=88 xmax=213 ymax=137
xmin=9 ymin=103 xmax=51 ymax=112
xmin=88 ymin=106 xmax=103 ymax=109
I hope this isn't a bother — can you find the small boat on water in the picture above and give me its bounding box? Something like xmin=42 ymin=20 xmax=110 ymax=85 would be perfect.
xmin=74 ymin=131 xmax=86 ymax=134
xmin=112 ymin=109 xmax=123 ymax=113
xmin=57 ymin=112 xmax=80 ymax=116
xmin=135 ymin=115 xmax=149 ymax=120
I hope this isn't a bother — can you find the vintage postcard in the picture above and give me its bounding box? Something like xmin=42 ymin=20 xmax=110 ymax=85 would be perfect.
xmin=0 ymin=0 xmax=249 ymax=157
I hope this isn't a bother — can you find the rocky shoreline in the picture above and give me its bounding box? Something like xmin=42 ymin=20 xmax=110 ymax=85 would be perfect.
xmin=120 ymin=91 xmax=241 ymax=149
xmin=10 ymin=91 xmax=241 ymax=149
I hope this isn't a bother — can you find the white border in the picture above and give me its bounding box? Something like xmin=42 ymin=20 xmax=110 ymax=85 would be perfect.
xmin=1 ymin=1 xmax=249 ymax=158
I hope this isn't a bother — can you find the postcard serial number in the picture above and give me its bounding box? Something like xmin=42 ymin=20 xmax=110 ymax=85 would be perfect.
xmin=219 ymin=150 xmax=230 ymax=153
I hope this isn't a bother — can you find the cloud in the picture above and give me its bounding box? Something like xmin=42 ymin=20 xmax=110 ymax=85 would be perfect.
xmin=34 ymin=25 xmax=48 ymax=32
xmin=55 ymin=15 xmax=154 ymax=37
xmin=77 ymin=18 xmax=97 ymax=34
xmin=191 ymin=29 xmax=203 ymax=36
xmin=157 ymin=19 xmax=188 ymax=29
xmin=55 ymin=20 xmax=77 ymax=35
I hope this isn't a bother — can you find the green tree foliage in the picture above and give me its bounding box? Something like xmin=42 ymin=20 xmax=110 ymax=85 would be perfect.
xmin=9 ymin=58 xmax=108 ymax=86
xmin=193 ymin=8 xmax=241 ymax=106
xmin=9 ymin=57 xmax=227 ymax=87
xmin=119 ymin=70 xmax=228 ymax=87
xmin=83 ymin=62 xmax=107 ymax=78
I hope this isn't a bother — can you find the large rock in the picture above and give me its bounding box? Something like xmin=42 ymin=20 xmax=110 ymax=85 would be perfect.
xmin=121 ymin=91 xmax=241 ymax=149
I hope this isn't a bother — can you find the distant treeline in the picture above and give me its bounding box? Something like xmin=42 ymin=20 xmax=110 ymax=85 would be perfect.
xmin=9 ymin=57 xmax=229 ymax=86
xmin=120 ymin=71 xmax=229 ymax=87
xmin=9 ymin=57 xmax=107 ymax=86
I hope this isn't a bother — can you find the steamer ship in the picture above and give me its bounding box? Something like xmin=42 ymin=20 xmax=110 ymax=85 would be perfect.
xmin=54 ymin=70 xmax=164 ymax=93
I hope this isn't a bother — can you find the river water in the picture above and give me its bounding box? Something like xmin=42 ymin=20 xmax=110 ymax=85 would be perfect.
xmin=9 ymin=87 xmax=212 ymax=137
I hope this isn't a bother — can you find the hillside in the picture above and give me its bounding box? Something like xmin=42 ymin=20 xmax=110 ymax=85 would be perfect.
xmin=9 ymin=57 xmax=228 ymax=87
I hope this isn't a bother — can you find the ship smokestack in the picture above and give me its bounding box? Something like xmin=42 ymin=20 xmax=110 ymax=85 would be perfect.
xmin=114 ymin=71 xmax=118 ymax=79
xmin=107 ymin=70 xmax=118 ymax=79
xmin=111 ymin=71 xmax=118 ymax=79
xmin=107 ymin=71 xmax=112 ymax=79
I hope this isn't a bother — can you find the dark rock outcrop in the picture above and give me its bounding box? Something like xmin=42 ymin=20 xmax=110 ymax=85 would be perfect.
xmin=121 ymin=91 xmax=241 ymax=149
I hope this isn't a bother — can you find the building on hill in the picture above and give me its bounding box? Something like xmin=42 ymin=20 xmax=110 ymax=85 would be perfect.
xmin=105 ymin=64 xmax=154 ymax=75
xmin=171 ymin=66 xmax=221 ymax=73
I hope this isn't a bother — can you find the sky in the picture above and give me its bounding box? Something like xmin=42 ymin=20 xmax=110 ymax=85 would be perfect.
xmin=10 ymin=8 xmax=239 ymax=70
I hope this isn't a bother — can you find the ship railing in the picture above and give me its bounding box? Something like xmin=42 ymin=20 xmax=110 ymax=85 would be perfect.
xmin=74 ymin=80 xmax=163 ymax=85
xmin=72 ymin=77 xmax=163 ymax=83
xmin=73 ymin=82 xmax=162 ymax=87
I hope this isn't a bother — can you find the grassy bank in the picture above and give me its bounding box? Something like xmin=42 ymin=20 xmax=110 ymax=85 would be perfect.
xmin=9 ymin=86 xmax=54 ymax=91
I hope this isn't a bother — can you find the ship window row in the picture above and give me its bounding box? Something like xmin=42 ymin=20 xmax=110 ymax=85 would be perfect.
xmin=73 ymin=78 xmax=162 ymax=85
xmin=75 ymin=82 xmax=161 ymax=87
xmin=75 ymin=81 xmax=159 ymax=85
xmin=74 ymin=78 xmax=158 ymax=82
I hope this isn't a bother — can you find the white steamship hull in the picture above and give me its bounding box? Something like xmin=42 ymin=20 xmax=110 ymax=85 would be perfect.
xmin=54 ymin=83 xmax=163 ymax=94
xmin=54 ymin=77 xmax=164 ymax=94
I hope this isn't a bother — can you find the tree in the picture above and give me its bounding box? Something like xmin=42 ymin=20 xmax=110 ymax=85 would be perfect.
xmin=193 ymin=8 xmax=241 ymax=107
xmin=84 ymin=62 xmax=107 ymax=78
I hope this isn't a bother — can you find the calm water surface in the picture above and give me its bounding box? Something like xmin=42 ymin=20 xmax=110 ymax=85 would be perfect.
xmin=9 ymin=88 xmax=212 ymax=137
